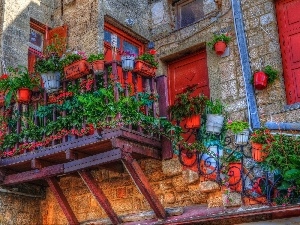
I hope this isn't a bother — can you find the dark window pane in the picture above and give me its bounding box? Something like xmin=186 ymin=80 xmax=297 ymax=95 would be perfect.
xmin=29 ymin=28 xmax=43 ymax=52
xmin=179 ymin=0 xmax=204 ymax=28
xmin=123 ymin=41 xmax=139 ymax=56
xmin=104 ymin=30 xmax=120 ymax=48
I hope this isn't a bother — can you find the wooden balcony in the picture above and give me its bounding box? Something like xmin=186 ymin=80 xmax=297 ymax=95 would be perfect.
xmin=0 ymin=60 xmax=171 ymax=224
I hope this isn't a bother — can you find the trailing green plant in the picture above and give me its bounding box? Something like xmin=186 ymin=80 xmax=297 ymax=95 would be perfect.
xmin=137 ymin=52 xmax=158 ymax=68
xmin=87 ymin=53 xmax=104 ymax=63
xmin=226 ymin=120 xmax=249 ymax=134
xmin=60 ymin=50 xmax=87 ymax=68
xmin=0 ymin=66 xmax=40 ymax=106
xmin=206 ymin=99 xmax=225 ymax=115
xmin=264 ymin=65 xmax=279 ymax=84
xmin=207 ymin=33 xmax=231 ymax=50
xmin=249 ymin=127 xmax=274 ymax=144
xmin=34 ymin=54 xmax=61 ymax=73
xmin=168 ymin=85 xmax=208 ymax=121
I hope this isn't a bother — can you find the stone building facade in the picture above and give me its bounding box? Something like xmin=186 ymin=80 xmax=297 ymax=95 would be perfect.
xmin=0 ymin=0 xmax=299 ymax=224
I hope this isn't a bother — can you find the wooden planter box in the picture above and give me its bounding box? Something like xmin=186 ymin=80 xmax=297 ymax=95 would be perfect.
xmin=64 ymin=59 xmax=90 ymax=81
xmin=132 ymin=60 xmax=157 ymax=77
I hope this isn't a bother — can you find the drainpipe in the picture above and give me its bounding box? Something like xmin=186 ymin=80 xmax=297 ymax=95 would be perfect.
xmin=231 ymin=0 xmax=260 ymax=130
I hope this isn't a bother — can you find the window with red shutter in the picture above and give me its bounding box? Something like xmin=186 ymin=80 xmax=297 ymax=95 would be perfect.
xmin=276 ymin=0 xmax=300 ymax=105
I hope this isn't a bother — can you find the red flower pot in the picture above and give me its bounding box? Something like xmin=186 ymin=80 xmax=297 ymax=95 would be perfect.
xmin=91 ymin=60 xmax=105 ymax=75
xmin=186 ymin=115 xmax=201 ymax=129
xmin=86 ymin=124 xmax=95 ymax=135
xmin=132 ymin=60 xmax=157 ymax=77
xmin=252 ymin=142 xmax=268 ymax=162
xmin=253 ymin=71 xmax=268 ymax=90
xmin=228 ymin=162 xmax=242 ymax=192
xmin=64 ymin=59 xmax=90 ymax=81
xmin=17 ymin=88 xmax=31 ymax=103
xmin=214 ymin=41 xmax=227 ymax=55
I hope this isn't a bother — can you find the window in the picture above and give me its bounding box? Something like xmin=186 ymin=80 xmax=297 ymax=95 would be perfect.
xmin=176 ymin=0 xmax=205 ymax=28
xmin=276 ymin=0 xmax=300 ymax=105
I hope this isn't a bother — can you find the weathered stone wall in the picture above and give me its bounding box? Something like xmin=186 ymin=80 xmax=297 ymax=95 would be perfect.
xmin=0 ymin=193 xmax=41 ymax=225
xmin=241 ymin=0 xmax=300 ymax=123
xmin=41 ymin=157 xmax=222 ymax=224
xmin=1 ymin=0 xmax=53 ymax=68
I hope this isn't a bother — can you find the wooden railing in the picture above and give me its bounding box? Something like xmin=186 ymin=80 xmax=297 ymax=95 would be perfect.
xmin=0 ymin=60 xmax=166 ymax=157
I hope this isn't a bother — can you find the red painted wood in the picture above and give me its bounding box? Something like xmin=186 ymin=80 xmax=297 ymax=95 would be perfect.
xmin=276 ymin=0 xmax=300 ymax=104
xmin=79 ymin=171 xmax=122 ymax=224
xmin=45 ymin=25 xmax=67 ymax=56
xmin=121 ymin=153 xmax=166 ymax=219
xmin=46 ymin=177 xmax=79 ymax=225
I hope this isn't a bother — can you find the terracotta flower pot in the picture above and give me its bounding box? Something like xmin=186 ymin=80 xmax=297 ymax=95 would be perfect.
xmin=86 ymin=124 xmax=95 ymax=135
xmin=132 ymin=60 xmax=157 ymax=77
xmin=91 ymin=60 xmax=105 ymax=75
xmin=64 ymin=59 xmax=90 ymax=81
xmin=214 ymin=41 xmax=227 ymax=55
xmin=253 ymin=71 xmax=268 ymax=90
xmin=252 ymin=142 xmax=268 ymax=162
xmin=228 ymin=162 xmax=242 ymax=192
xmin=186 ymin=115 xmax=201 ymax=129
xmin=17 ymin=88 xmax=31 ymax=103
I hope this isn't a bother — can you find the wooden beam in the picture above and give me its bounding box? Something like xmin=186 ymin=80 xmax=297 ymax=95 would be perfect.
xmin=46 ymin=177 xmax=79 ymax=225
xmin=31 ymin=159 xmax=53 ymax=169
xmin=121 ymin=153 xmax=166 ymax=219
xmin=79 ymin=171 xmax=122 ymax=225
xmin=3 ymin=149 xmax=122 ymax=186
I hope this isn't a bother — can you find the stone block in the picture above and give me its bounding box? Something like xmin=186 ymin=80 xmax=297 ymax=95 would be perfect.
xmin=260 ymin=13 xmax=275 ymax=26
xmin=182 ymin=169 xmax=199 ymax=184
xmin=162 ymin=157 xmax=182 ymax=177
xmin=208 ymin=191 xmax=223 ymax=208
xmin=188 ymin=184 xmax=208 ymax=204
xmin=222 ymin=192 xmax=242 ymax=207
xmin=199 ymin=181 xmax=220 ymax=193
xmin=164 ymin=191 xmax=176 ymax=204
xmin=172 ymin=175 xmax=186 ymax=193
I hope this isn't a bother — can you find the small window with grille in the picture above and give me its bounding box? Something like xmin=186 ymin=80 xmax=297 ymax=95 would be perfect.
xmin=176 ymin=0 xmax=205 ymax=29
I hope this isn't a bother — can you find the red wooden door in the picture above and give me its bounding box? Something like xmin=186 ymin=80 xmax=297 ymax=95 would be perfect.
xmin=104 ymin=24 xmax=144 ymax=93
xmin=276 ymin=0 xmax=300 ymax=104
xmin=168 ymin=50 xmax=210 ymax=142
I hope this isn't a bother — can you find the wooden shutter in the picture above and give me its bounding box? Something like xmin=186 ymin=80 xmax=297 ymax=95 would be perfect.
xmin=276 ymin=0 xmax=300 ymax=104
xmin=45 ymin=25 xmax=68 ymax=56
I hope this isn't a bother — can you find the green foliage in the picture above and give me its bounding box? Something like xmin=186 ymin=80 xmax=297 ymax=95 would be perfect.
xmin=249 ymin=127 xmax=274 ymax=144
xmin=137 ymin=53 xmax=158 ymax=68
xmin=87 ymin=53 xmax=104 ymax=63
xmin=206 ymin=99 xmax=225 ymax=115
xmin=207 ymin=33 xmax=231 ymax=50
xmin=34 ymin=54 xmax=61 ymax=73
xmin=60 ymin=51 xmax=85 ymax=68
xmin=226 ymin=120 xmax=249 ymax=134
xmin=264 ymin=65 xmax=279 ymax=84
xmin=168 ymin=85 xmax=208 ymax=121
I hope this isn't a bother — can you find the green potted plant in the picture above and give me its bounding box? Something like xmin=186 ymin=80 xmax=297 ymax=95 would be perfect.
xmin=133 ymin=51 xmax=158 ymax=77
xmin=168 ymin=85 xmax=208 ymax=129
xmin=87 ymin=53 xmax=105 ymax=75
xmin=253 ymin=65 xmax=279 ymax=90
xmin=0 ymin=66 xmax=40 ymax=106
xmin=34 ymin=54 xmax=61 ymax=93
xmin=60 ymin=50 xmax=90 ymax=81
xmin=205 ymin=99 xmax=226 ymax=134
xmin=226 ymin=120 xmax=249 ymax=145
xmin=250 ymin=127 xmax=274 ymax=162
xmin=207 ymin=33 xmax=231 ymax=55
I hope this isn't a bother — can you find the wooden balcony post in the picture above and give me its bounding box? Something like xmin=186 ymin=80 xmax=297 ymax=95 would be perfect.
xmin=155 ymin=75 xmax=173 ymax=160
xmin=122 ymin=152 xmax=166 ymax=219
xmin=46 ymin=177 xmax=79 ymax=225
xmin=79 ymin=170 xmax=122 ymax=224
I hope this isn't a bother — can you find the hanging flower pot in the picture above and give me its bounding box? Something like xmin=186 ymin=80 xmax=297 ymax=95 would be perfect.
xmin=41 ymin=71 xmax=61 ymax=93
xmin=132 ymin=60 xmax=157 ymax=77
xmin=91 ymin=60 xmax=105 ymax=75
xmin=86 ymin=124 xmax=95 ymax=135
xmin=206 ymin=114 xmax=224 ymax=134
xmin=253 ymin=71 xmax=268 ymax=90
xmin=251 ymin=142 xmax=269 ymax=162
xmin=17 ymin=88 xmax=31 ymax=103
xmin=235 ymin=129 xmax=250 ymax=145
xmin=186 ymin=115 xmax=201 ymax=129
xmin=214 ymin=41 xmax=227 ymax=55
xmin=64 ymin=59 xmax=90 ymax=81
xmin=228 ymin=162 xmax=242 ymax=192
xmin=121 ymin=56 xmax=135 ymax=71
